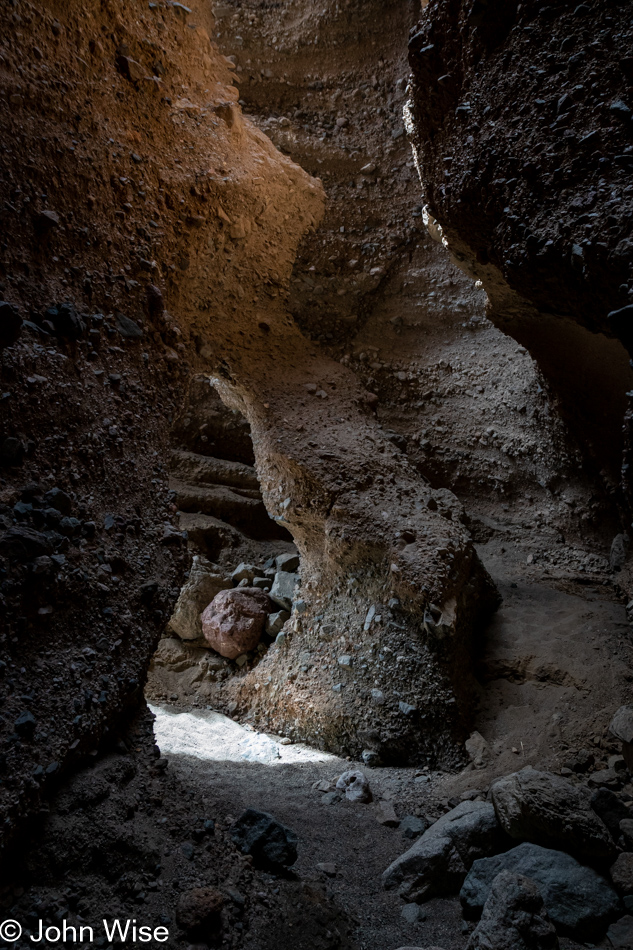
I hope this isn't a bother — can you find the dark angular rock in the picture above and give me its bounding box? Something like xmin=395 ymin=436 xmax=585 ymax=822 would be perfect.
xmin=0 ymin=526 xmax=51 ymax=559
xmin=607 ymin=914 xmax=633 ymax=949
xmin=33 ymin=209 xmax=60 ymax=232
xmin=591 ymin=788 xmax=630 ymax=840
xmin=467 ymin=871 xmax=559 ymax=950
xmin=43 ymin=488 xmax=72 ymax=515
xmin=49 ymin=302 xmax=85 ymax=340
xmin=115 ymin=312 xmax=144 ymax=339
xmin=490 ymin=767 xmax=615 ymax=860
xmin=0 ymin=436 xmax=24 ymax=466
xmin=176 ymin=887 xmax=224 ymax=939
xmin=383 ymin=801 xmax=506 ymax=902
xmin=14 ymin=711 xmax=37 ymax=738
xmin=58 ymin=516 xmax=81 ymax=537
xmin=0 ymin=301 xmax=22 ymax=348
xmin=230 ymin=808 xmax=298 ymax=869
xmin=460 ymin=842 xmax=620 ymax=941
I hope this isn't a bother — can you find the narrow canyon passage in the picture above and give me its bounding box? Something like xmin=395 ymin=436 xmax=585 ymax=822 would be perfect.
xmin=2 ymin=1 xmax=633 ymax=950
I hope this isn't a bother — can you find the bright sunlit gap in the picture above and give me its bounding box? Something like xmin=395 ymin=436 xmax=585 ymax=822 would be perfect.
xmin=150 ymin=703 xmax=338 ymax=766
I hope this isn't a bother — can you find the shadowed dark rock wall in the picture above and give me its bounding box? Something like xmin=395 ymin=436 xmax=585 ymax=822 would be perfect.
xmin=407 ymin=0 xmax=633 ymax=489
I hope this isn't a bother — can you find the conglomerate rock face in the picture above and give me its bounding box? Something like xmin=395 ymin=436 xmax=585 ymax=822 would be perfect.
xmin=0 ymin=0 xmax=500 ymax=850
xmin=406 ymin=0 xmax=633 ymax=487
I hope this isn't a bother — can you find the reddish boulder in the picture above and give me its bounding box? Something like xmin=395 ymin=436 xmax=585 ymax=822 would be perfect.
xmin=176 ymin=887 xmax=224 ymax=939
xmin=201 ymin=587 xmax=270 ymax=659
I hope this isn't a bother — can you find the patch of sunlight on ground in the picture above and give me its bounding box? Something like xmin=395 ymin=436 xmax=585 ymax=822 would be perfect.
xmin=150 ymin=702 xmax=339 ymax=765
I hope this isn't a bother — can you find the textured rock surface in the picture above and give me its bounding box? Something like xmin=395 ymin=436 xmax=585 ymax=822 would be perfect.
xmin=461 ymin=842 xmax=620 ymax=940
xmin=201 ymin=588 xmax=271 ymax=660
xmin=336 ymin=770 xmax=373 ymax=804
xmin=230 ymin=808 xmax=298 ymax=869
xmin=176 ymin=887 xmax=225 ymax=939
xmin=611 ymin=853 xmax=633 ymax=896
xmin=607 ymin=914 xmax=633 ymax=950
xmin=383 ymin=800 xmax=504 ymax=902
xmin=490 ymin=767 xmax=615 ymax=859
xmin=406 ymin=0 xmax=633 ymax=494
xmin=610 ymin=707 xmax=633 ymax=745
xmin=168 ymin=556 xmax=231 ymax=641
xmin=591 ymin=788 xmax=631 ymax=841
xmin=466 ymin=871 xmax=559 ymax=950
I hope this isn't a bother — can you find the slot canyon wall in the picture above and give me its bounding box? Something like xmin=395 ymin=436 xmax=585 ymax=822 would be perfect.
xmin=0 ymin=0 xmax=503 ymax=857
xmin=3 ymin=0 xmax=633 ymax=946
xmin=2 ymin=0 xmax=632 ymax=894
xmin=406 ymin=0 xmax=633 ymax=513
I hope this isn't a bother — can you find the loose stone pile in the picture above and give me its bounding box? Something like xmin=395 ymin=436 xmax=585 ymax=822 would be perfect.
xmin=382 ymin=710 xmax=633 ymax=947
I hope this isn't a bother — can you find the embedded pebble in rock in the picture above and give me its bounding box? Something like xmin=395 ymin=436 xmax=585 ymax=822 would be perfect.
xmin=336 ymin=769 xmax=373 ymax=803
xmin=200 ymin=587 xmax=271 ymax=659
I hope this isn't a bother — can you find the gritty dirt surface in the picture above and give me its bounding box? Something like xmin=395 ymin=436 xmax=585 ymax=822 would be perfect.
xmin=4 ymin=706 xmax=358 ymax=950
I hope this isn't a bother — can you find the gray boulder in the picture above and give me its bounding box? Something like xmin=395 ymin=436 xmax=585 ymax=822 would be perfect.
xmin=269 ymin=571 xmax=298 ymax=611
xmin=467 ymin=871 xmax=559 ymax=950
xmin=460 ymin=842 xmax=620 ymax=941
xmin=609 ymin=706 xmax=633 ymax=772
xmin=230 ymin=808 xmax=297 ymax=869
xmin=168 ymin=556 xmax=231 ymax=640
xmin=610 ymin=706 xmax=633 ymax=745
xmin=401 ymin=815 xmax=428 ymax=839
xmin=382 ymin=800 xmax=505 ymax=902
xmin=231 ymin=562 xmax=259 ymax=585
xmin=591 ymin=788 xmax=630 ymax=840
xmin=275 ymin=551 xmax=300 ymax=573
xmin=490 ymin=766 xmax=615 ymax=860
xmin=265 ymin=609 xmax=290 ymax=636
xmin=607 ymin=914 xmax=633 ymax=949
xmin=336 ymin=769 xmax=372 ymax=803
